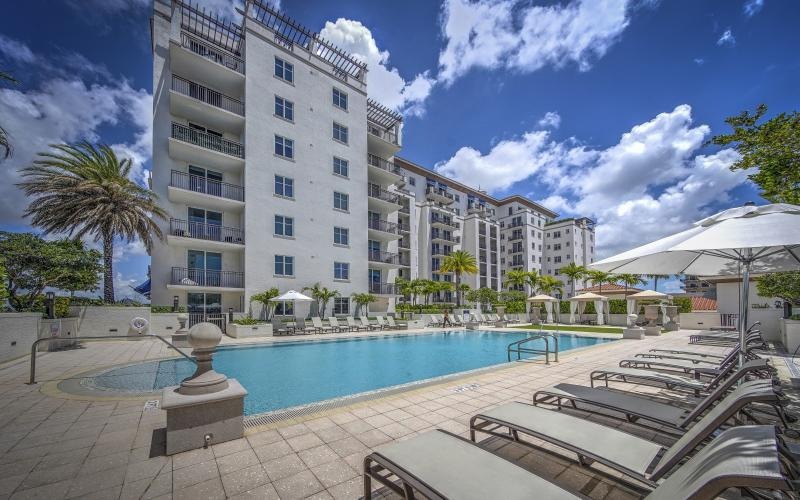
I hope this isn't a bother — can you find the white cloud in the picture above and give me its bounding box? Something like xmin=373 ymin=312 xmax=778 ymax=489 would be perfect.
xmin=717 ymin=29 xmax=736 ymax=47
xmin=434 ymin=105 xmax=750 ymax=257
xmin=0 ymin=34 xmax=36 ymax=63
xmin=319 ymin=18 xmax=435 ymax=115
xmin=743 ymin=0 xmax=764 ymax=17
xmin=538 ymin=111 xmax=562 ymax=129
xmin=694 ymin=58 xmax=705 ymax=65
xmin=437 ymin=0 xmax=633 ymax=85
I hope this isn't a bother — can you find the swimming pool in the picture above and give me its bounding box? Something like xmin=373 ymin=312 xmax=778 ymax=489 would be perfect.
xmin=88 ymin=330 xmax=615 ymax=415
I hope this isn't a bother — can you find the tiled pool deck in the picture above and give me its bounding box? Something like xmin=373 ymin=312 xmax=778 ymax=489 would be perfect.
xmin=0 ymin=328 xmax=790 ymax=499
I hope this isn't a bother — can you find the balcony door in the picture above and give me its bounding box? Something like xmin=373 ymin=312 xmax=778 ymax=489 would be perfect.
xmin=187 ymin=250 xmax=222 ymax=287
xmin=368 ymin=240 xmax=381 ymax=260
xmin=188 ymin=207 xmax=222 ymax=241
xmin=187 ymin=293 xmax=222 ymax=326
xmin=188 ymin=165 xmax=223 ymax=197
xmin=367 ymin=211 xmax=380 ymax=230
xmin=369 ymin=269 xmax=381 ymax=293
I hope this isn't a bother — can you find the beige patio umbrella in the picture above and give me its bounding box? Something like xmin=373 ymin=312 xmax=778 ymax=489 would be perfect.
xmin=569 ymin=292 xmax=608 ymax=325
xmin=626 ymin=289 xmax=669 ymax=316
xmin=527 ymin=294 xmax=558 ymax=323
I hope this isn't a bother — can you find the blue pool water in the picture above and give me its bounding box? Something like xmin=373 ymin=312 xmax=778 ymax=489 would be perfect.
xmin=90 ymin=330 xmax=614 ymax=415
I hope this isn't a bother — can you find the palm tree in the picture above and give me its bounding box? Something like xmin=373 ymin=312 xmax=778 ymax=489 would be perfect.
xmin=524 ymin=270 xmax=541 ymax=296
xmin=504 ymin=269 xmax=528 ymax=294
xmin=0 ymin=71 xmax=16 ymax=159
xmin=586 ymin=270 xmax=615 ymax=294
xmin=316 ymin=288 xmax=339 ymax=318
xmin=617 ymin=273 xmax=647 ymax=295
xmin=537 ymin=275 xmax=564 ymax=297
xmin=302 ymin=282 xmax=339 ymax=317
xmin=560 ymin=263 xmax=588 ymax=297
xmin=351 ymin=292 xmax=376 ymax=317
xmin=421 ymin=280 xmax=439 ymax=306
xmin=647 ymin=274 xmax=671 ymax=292
xmin=440 ymin=250 xmax=478 ymax=307
xmin=250 ymin=287 xmax=279 ymax=320
xmin=19 ymin=142 xmax=166 ymax=303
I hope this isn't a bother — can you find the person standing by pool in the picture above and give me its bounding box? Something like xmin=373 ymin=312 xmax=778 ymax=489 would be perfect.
xmin=442 ymin=310 xmax=452 ymax=327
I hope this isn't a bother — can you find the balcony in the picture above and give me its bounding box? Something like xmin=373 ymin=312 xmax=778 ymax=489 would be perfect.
xmin=399 ymin=205 xmax=411 ymax=215
xmin=369 ymin=282 xmax=398 ymax=295
xmin=431 ymin=248 xmax=452 ymax=258
xmin=397 ymin=222 xmax=410 ymax=233
xmin=398 ymin=239 xmax=410 ymax=250
xmin=170 ymin=75 xmax=244 ymax=134
xmin=367 ymin=99 xmax=402 ymax=155
xmin=168 ymin=170 xmax=244 ymax=211
xmin=431 ymin=233 xmax=460 ymax=244
xmin=368 ymin=218 xmax=401 ymax=241
xmin=508 ymin=234 xmax=524 ymax=242
xmin=169 ymin=122 xmax=244 ymax=172
xmin=367 ymin=183 xmax=402 ymax=211
xmin=170 ymin=32 xmax=244 ymax=97
xmin=430 ymin=215 xmax=458 ymax=230
xmin=426 ymin=186 xmax=455 ymax=205
xmin=367 ymin=153 xmax=402 ymax=185
xmin=167 ymin=218 xmax=245 ymax=251
xmin=507 ymin=220 xmax=525 ymax=229
xmin=368 ymin=250 xmax=401 ymax=268
xmin=169 ymin=267 xmax=244 ymax=290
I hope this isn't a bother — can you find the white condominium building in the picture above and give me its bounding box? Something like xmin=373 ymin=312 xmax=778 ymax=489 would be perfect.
xmin=149 ymin=0 xmax=596 ymax=325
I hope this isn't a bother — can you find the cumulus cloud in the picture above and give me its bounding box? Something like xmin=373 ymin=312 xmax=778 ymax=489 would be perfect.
xmin=538 ymin=111 xmax=562 ymax=129
xmin=319 ymin=18 xmax=435 ymax=115
xmin=717 ymin=29 xmax=736 ymax=47
xmin=435 ymin=105 xmax=750 ymax=257
xmin=743 ymin=0 xmax=764 ymax=17
xmin=694 ymin=58 xmax=705 ymax=65
xmin=437 ymin=0 xmax=634 ymax=85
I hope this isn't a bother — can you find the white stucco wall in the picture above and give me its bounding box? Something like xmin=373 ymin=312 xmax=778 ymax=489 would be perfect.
xmin=0 ymin=313 xmax=42 ymax=363
xmin=716 ymin=281 xmax=784 ymax=341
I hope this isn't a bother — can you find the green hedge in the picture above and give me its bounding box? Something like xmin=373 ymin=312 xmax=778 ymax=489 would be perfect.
xmin=151 ymin=305 xmax=187 ymax=313
xmin=673 ymin=296 xmax=692 ymax=313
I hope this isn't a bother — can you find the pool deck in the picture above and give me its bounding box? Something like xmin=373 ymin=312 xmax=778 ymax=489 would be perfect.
xmin=0 ymin=327 xmax=790 ymax=499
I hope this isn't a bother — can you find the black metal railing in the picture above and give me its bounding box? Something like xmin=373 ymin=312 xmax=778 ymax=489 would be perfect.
xmin=399 ymin=206 xmax=410 ymax=215
xmin=170 ymin=170 xmax=244 ymax=202
xmin=367 ymin=183 xmax=400 ymax=205
xmin=170 ymin=218 xmax=245 ymax=244
xmin=397 ymin=222 xmax=410 ymax=232
xmin=369 ymin=282 xmax=397 ymax=295
xmin=398 ymin=239 xmax=410 ymax=249
xmin=508 ymin=234 xmax=524 ymax=242
xmin=171 ymin=267 xmax=244 ymax=288
xmin=426 ymin=186 xmax=455 ymax=202
xmin=180 ymin=31 xmax=245 ymax=74
xmin=430 ymin=215 xmax=458 ymax=229
xmin=368 ymin=218 xmax=399 ymax=234
xmin=171 ymin=122 xmax=244 ymax=158
xmin=172 ymin=75 xmax=244 ymax=116
xmin=508 ymin=221 xmax=525 ymax=228
xmin=368 ymin=250 xmax=400 ymax=265
xmin=367 ymin=153 xmax=401 ymax=175
xmin=431 ymin=233 xmax=460 ymax=243
xmin=367 ymin=123 xmax=399 ymax=145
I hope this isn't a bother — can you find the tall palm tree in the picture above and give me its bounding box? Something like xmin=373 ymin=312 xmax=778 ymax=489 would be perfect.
xmin=316 ymin=288 xmax=339 ymax=318
xmin=524 ymin=270 xmax=541 ymax=296
xmin=560 ymin=263 xmax=587 ymax=297
xmin=351 ymin=292 xmax=376 ymax=317
xmin=586 ymin=270 xmax=615 ymax=294
xmin=537 ymin=275 xmax=564 ymax=297
xmin=647 ymin=274 xmax=671 ymax=292
xmin=440 ymin=250 xmax=478 ymax=307
xmin=302 ymin=282 xmax=326 ymax=315
xmin=19 ymin=142 xmax=166 ymax=303
xmin=504 ymin=269 xmax=528 ymax=294
xmin=421 ymin=280 xmax=439 ymax=306
xmin=617 ymin=273 xmax=647 ymax=295
xmin=1 ymin=71 xmax=17 ymax=159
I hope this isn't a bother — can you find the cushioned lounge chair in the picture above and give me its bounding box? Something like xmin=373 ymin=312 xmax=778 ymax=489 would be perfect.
xmin=271 ymin=319 xmax=290 ymax=336
xmin=374 ymin=316 xmax=391 ymax=330
xmin=311 ymin=316 xmax=334 ymax=333
xmin=360 ymin=316 xmax=380 ymax=331
xmin=385 ymin=316 xmax=405 ymax=329
xmin=327 ymin=316 xmax=346 ymax=332
xmin=294 ymin=318 xmax=318 ymax=334
xmin=427 ymin=315 xmax=442 ymax=327
xmin=469 ymin=380 xmax=780 ymax=488
xmin=617 ymin=345 xmax=751 ymax=376
xmin=346 ymin=316 xmax=369 ymax=331
xmin=363 ymin=426 xmax=795 ymax=500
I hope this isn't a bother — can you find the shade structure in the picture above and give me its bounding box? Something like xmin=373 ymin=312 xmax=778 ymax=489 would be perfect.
xmin=626 ymin=289 xmax=669 ymax=317
xmin=569 ymin=292 xmax=608 ymax=325
xmin=590 ymin=203 xmax=800 ymax=364
xmin=527 ymin=294 xmax=559 ymax=322
xmin=270 ymin=290 xmax=313 ymax=320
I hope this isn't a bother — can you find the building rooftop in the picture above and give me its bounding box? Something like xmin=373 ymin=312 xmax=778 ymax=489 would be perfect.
xmin=178 ymin=0 xmax=244 ymax=55
xmin=691 ymin=296 xmax=718 ymax=311
xmin=367 ymin=98 xmax=403 ymax=130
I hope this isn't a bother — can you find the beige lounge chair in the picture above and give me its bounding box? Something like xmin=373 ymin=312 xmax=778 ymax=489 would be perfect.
xmin=311 ymin=316 xmax=334 ymax=333
xmin=347 ymin=316 xmax=369 ymax=331
xmin=360 ymin=316 xmax=379 ymax=331
xmin=328 ymin=316 xmax=346 ymax=332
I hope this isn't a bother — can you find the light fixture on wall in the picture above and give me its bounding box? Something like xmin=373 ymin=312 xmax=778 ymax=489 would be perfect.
xmin=173 ymin=295 xmax=179 ymax=312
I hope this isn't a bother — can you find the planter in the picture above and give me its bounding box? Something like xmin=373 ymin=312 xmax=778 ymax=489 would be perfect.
xmin=226 ymin=323 xmax=273 ymax=338
xmin=623 ymin=327 xmax=645 ymax=339
xmin=781 ymin=319 xmax=800 ymax=354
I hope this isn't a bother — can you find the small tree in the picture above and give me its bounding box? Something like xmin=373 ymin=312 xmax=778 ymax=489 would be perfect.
xmin=0 ymin=232 xmax=103 ymax=310
xmin=617 ymin=273 xmax=647 ymax=295
xmin=440 ymin=250 xmax=478 ymax=307
xmin=646 ymin=274 xmax=671 ymax=292
xmin=466 ymin=287 xmax=498 ymax=312
xmin=250 ymin=287 xmax=279 ymax=320
xmin=504 ymin=269 xmax=528 ymax=293
xmin=316 ymin=288 xmax=339 ymax=318
xmin=352 ymin=293 xmax=376 ymax=316
xmin=587 ymin=270 xmax=615 ymax=294
xmin=756 ymin=272 xmax=800 ymax=316
xmin=560 ymin=263 xmax=588 ymax=297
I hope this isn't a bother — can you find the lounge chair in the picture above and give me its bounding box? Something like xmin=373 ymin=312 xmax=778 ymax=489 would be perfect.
xmin=469 ymin=379 xmax=781 ymax=487
xmin=328 ymin=316 xmax=346 ymax=332
xmin=271 ymin=319 xmax=290 ymax=336
xmin=617 ymin=343 xmax=756 ymax=376
xmin=427 ymin=314 xmax=442 ymax=327
xmin=311 ymin=316 xmax=334 ymax=333
xmin=452 ymin=314 xmax=464 ymax=326
xmin=385 ymin=316 xmax=405 ymax=330
xmin=360 ymin=316 xmax=380 ymax=331
xmin=374 ymin=315 xmax=391 ymax=330
xmin=346 ymin=316 xmax=369 ymax=331
xmin=363 ymin=425 xmax=795 ymax=500
xmin=294 ymin=318 xmax=318 ymax=334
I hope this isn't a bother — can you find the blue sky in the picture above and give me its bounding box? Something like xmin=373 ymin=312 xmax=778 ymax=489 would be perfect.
xmin=0 ymin=0 xmax=797 ymax=297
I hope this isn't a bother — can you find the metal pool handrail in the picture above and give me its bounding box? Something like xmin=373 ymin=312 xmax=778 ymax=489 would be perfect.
xmin=507 ymin=333 xmax=559 ymax=364
xmin=28 ymin=334 xmax=196 ymax=385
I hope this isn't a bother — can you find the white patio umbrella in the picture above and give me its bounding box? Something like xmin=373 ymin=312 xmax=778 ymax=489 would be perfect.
xmin=591 ymin=203 xmax=800 ymax=364
xmin=527 ymin=294 xmax=558 ymax=323
xmin=569 ymin=292 xmax=608 ymax=325
xmin=270 ymin=290 xmax=313 ymax=321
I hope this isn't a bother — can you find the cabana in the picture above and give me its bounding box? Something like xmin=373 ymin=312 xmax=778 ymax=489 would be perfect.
xmin=527 ymin=294 xmax=558 ymax=323
xmin=625 ymin=289 xmax=669 ymax=316
xmin=569 ymin=292 xmax=608 ymax=325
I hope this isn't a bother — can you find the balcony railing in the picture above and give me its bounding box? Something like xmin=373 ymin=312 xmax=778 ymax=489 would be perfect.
xmin=399 ymin=206 xmax=410 ymax=215
xmin=171 ymin=267 xmax=244 ymax=288
xmin=171 ymin=75 xmax=244 ymax=116
xmin=398 ymin=239 xmax=410 ymax=249
xmin=367 ymin=183 xmax=400 ymax=205
xmin=367 ymin=153 xmax=401 ymax=175
xmin=431 ymin=233 xmax=460 ymax=243
xmin=426 ymin=186 xmax=455 ymax=203
xmin=369 ymin=282 xmax=397 ymax=295
xmin=508 ymin=220 xmax=524 ymax=228
xmin=431 ymin=249 xmax=452 ymax=257
xmin=397 ymin=222 xmax=410 ymax=232
xmin=368 ymin=218 xmax=399 ymax=234
xmin=180 ymin=32 xmax=245 ymax=74
xmin=368 ymin=123 xmax=399 ymax=145
xmin=430 ymin=215 xmax=458 ymax=229
xmin=170 ymin=218 xmax=245 ymax=245
xmin=368 ymin=250 xmax=400 ymax=265
xmin=508 ymin=234 xmax=524 ymax=242
xmin=170 ymin=170 xmax=244 ymax=202
xmin=172 ymin=122 xmax=244 ymax=158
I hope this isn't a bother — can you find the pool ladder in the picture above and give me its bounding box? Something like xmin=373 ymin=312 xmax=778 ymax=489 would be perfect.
xmin=507 ymin=333 xmax=559 ymax=364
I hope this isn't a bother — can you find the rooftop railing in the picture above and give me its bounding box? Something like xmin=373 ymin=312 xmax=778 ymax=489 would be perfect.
xmin=170 ymin=170 xmax=244 ymax=202
xmin=172 ymin=75 xmax=244 ymax=116
xmin=367 ymin=183 xmax=400 ymax=205
xmin=172 ymin=122 xmax=244 ymax=158
xmin=179 ymin=31 xmax=245 ymax=74
xmin=367 ymin=153 xmax=401 ymax=175
xmin=170 ymin=218 xmax=245 ymax=245
xmin=368 ymin=250 xmax=400 ymax=265
xmin=367 ymin=123 xmax=399 ymax=146
xmin=368 ymin=218 xmax=399 ymax=235
xmin=171 ymin=267 xmax=244 ymax=288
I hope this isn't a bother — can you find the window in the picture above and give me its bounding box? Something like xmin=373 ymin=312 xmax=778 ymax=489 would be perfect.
xmin=554 ymin=256 xmax=562 ymax=263
xmin=274 ymin=215 xmax=294 ymax=237
xmin=333 ymin=226 xmax=349 ymax=245
xmin=333 ymin=191 xmax=349 ymax=211
xmin=274 ymin=301 xmax=294 ymax=316
xmin=274 ymin=135 xmax=294 ymax=159
xmin=274 ymin=175 xmax=294 ymax=198
xmin=409 ymin=177 xmax=416 ymax=186
xmin=332 ymin=88 xmax=348 ymax=110
xmin=566 ymin=241 xmax=571 ymax=247
xmin=274 ymin=96 xmax=294 ymax=121
xmin=333 ymin=157 xmax=349 ymax=177
xmin=333 ymin=122 xmax=348 ymax=144
xmin=334 ymin=262 xmax=349 ymax=280
xmin=274 ymin=255 xmax=294 ymax=276
xmin=274 ymin=57 xmax=294 ymax=82
xmin=553 ymin=243 xmax=561 ymax=251
xmin=333 ymin=297 xmax=349 ymax=315
xmin=553 ymin=231 xmax=561 ymax=238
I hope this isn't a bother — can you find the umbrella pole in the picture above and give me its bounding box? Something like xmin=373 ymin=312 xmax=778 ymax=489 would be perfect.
xmin=738 ymin=255 xmax=752 ymax=368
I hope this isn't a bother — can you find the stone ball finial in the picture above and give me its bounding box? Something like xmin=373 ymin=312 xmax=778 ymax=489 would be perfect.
xmin=627 ymin=313 xmax=637 ymax=327
xmin=187 ymin=322 xmax=222 ymax=349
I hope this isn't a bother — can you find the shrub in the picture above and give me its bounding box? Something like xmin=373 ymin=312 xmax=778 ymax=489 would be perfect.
xmin=673 ymin=296 xmax=692 ymax=313
xmin=232 ymin=317 xmax=263 ymax=325
xmin=151 ymin=305 xmax=187 ymax=313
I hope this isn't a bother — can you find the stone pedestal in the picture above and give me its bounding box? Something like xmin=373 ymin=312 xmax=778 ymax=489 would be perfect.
xmin=664 ymin=306 xmax=679 ymax=331
xmin=465 ymin=321 xmax=480 ymax=330
xmin=644 ymin=326 xmax=662 ymax=336
xmin=171 ymin=314 xmax=189 ymax=348
xmin=622 ymin=328 xmax=645 ymax=339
